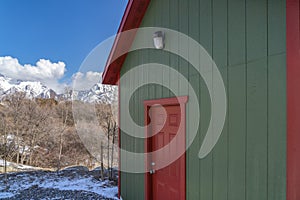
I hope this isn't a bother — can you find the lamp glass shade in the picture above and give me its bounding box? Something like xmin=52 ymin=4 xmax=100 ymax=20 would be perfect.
xmin=153 ymin=31 xmax=164 ymax=49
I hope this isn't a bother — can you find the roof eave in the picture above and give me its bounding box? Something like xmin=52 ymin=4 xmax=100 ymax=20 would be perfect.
xmin=102 ymin=0 xmax=151 ymax=85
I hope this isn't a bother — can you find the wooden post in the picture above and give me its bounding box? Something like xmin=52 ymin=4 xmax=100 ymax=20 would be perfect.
xmin=101 ymin=141 xmax=104 ymax=180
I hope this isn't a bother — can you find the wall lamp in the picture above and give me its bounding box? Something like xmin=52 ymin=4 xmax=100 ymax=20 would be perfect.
xmin=153 ymin=31 xmax=165 ymax=49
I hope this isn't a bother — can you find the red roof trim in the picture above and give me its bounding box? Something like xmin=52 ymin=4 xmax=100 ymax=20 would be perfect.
xmin=102 ymin=0 xmax=151 ymax=85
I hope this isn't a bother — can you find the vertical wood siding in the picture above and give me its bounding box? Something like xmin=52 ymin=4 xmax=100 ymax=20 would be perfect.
xmin=119 ymin=0 xmax=286 ymax=199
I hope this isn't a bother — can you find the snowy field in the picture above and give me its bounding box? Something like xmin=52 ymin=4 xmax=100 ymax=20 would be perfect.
xmin=0 ymin=167 xmax=118 ymax=200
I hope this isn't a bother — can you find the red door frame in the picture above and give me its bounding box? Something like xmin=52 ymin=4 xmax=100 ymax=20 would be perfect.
xmin=144 ymin=96 xmax=188 ymax=200
xmin=287 ymin=0 xmax=300 ymax=199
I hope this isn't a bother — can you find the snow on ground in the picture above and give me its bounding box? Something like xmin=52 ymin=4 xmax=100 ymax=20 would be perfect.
xmin=0 ymin=168 xmax=118 ymax=199
xmin=0 ymin=159 xmax=38 ymax=171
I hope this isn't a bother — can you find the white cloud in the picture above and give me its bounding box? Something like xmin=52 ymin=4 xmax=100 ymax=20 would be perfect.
xmin=71 ymin=71 xmax=102 ymax=91
xmin=0 ymin=56 xmax=66 ymax=92
xmin=0 ymin=56 xmax=66 ymax=80
xmin=0 ymin=56 xmax=103 ymax=93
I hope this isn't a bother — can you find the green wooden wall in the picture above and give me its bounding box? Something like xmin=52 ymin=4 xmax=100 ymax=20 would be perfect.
xmin=119 ymin=0 xmax=286 ymax=199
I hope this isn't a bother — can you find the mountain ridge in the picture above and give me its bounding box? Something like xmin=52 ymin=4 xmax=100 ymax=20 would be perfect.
xmin=0 ymin=74 xmax=117 ymax=104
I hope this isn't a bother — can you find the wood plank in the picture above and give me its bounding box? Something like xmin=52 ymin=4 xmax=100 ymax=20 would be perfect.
xmin=128 ymin=54 xmax=136 ymax=200
xmin=228 ymin=64 xmax=246 ymax=200
xmin=228 ymin=0 xmax=246 ymax=66
xmin=187 ymin=0 xmax=200 ymax=199
xmin=187 ymin=74 xmax=201 ymax=200
xmin=268 ymin=0 xmax=286 ymax=56
xmin=246 ymin=1 xmax=268 ymax=199
xmin=246 ymin=59 xmax=268 ymax=200
xmin=199 ymin=0 xmax=213 ymax=199
xmin=199 ymin=71 xmax=213 ymax=200
xmin=151 ymin=0 xmax=163 ymax=99
xmin=169 ymin=0 xmax=179 ymax=95
xmin=246 ymin=0 xmax=268 ymax=62
xmin=141 ymin=14 xmax=151 ymax=199
xmin=147 ymin=0 xmax=156 ymax=101
xmin=212 ymin=0 xmax=228 ymax=199
xmin=135 ymin=51 xmax=145 ymax=200
xmin=268 ymin=54 xmax=286 ymax=200
xmin=120 ymin=57 xmax=131 ymax=198
xmin=161 ymin=0 xmax=170 ymax=98
xmin=267 ymin=1 xmax=286 ymax=199
xmin=178 ymin=0 xmax=189 ymax=96
xmin=120 ymin=58 xmax=126 ymax=198
xmin=227 ymin=0 xmax=246 ymax=199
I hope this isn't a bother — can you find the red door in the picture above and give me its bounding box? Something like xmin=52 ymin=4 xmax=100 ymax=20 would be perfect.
xmin=148 ymin=104 xmax=186 ymax=200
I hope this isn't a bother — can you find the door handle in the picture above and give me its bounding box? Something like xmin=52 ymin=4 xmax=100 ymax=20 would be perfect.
xmin=149 ymin=162 xmax=156 ymax=174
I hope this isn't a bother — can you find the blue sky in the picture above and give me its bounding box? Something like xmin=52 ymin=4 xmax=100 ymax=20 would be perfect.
xmin=0 ymin=0 xmax=127 ymax=91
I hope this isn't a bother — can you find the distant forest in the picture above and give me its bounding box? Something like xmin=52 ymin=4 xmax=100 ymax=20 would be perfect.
xmin=0 ymin=92 xmax=118 ymax=171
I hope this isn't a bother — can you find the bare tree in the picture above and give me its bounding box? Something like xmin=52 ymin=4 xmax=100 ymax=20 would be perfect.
xmin=110 ymin=120 xmax=117 ymax=179
xmin=55 ymin=100 xmax=73 ymax=171
xmin=4 ymin=92 xmax=26 ymax=164
xmin=23 ymin=99 xmax=50 ymax=165
xmin=0 ymin=108 xmax=9 ymax=183
xmin=96 ymin=104 xmax=118 ymax=179
xmin=0 ymin=92 xmax=117 ymax=172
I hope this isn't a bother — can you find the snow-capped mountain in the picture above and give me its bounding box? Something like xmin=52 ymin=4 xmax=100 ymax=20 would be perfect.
xmin=0 ymin=74 xmax=117 ymax=104
xmin=0 ymin=74 xmax=56 ymax=99
xmin=71 ymin=83 xmax=117 ymax=103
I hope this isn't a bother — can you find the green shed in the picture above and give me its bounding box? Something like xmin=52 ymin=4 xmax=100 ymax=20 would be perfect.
xmin=102 ymin=0 xmax=300 ymax=199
